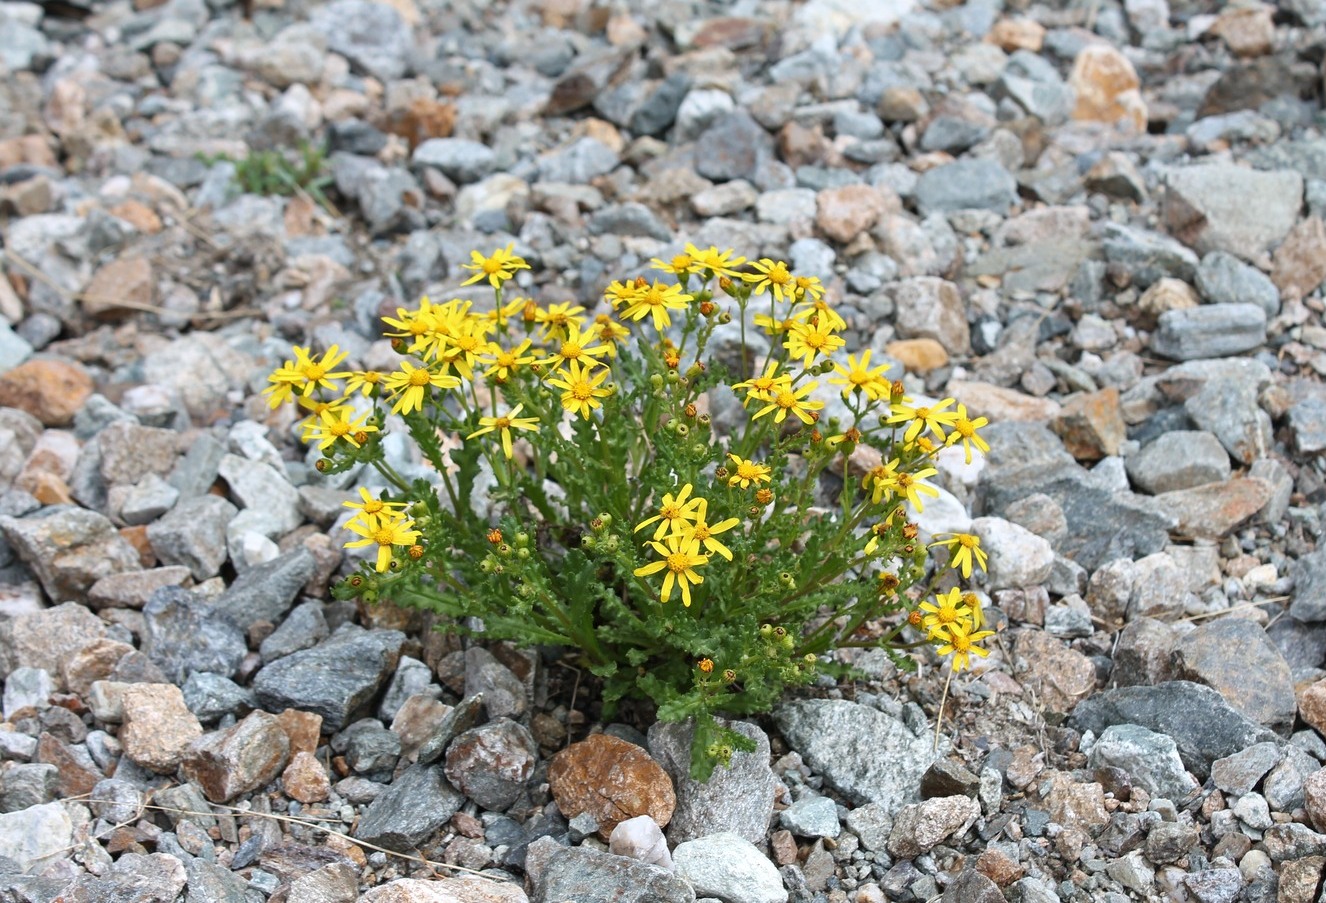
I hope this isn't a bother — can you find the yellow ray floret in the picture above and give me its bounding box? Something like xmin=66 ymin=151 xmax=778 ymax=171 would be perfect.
xmin=633 ymin=533 xmax=710 ymax=607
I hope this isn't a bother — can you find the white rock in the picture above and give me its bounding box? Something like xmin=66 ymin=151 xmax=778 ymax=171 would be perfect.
xmin=0 ymin=802 xmax=72 ymax=873
xmin=971 ymin=517 xmax=1054 ymax=590
xmin=673 ymin=832 xmax=787 ymax=903
xmin=608 ymin=815 xmax=673 ymax=870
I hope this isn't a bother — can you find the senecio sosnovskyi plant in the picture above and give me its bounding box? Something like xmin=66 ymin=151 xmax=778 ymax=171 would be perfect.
xmin=264 ymin=243 xmax=995 ymax=780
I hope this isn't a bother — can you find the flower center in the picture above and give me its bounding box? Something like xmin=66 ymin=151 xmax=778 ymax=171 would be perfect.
xmin=951 ymin=633 xmax=971 ymax=652
xmin=482 ymin=258 xmax=504 ymax=274
xmin=409 ymin=369 xmax=432 ymax=386
xmin=804 ymin=332 xmax=827 ymax=349
xmin=364 ymin=500 xmax=384 ymax=514
xmin=456 ymin=335 xmax=480 ymax=352
xmin=737 ymin=462 xmax=759 ymax=480
xmin=666 ymin=553 xmax=693 ymax=573
xmin=329 ymin=421 xmax=350 ymax=436
xmin=775 ymin=390 xmax=797 ymax=408
xmin=693 ymin=524 xmax=711 ymax=541
xmin=494 ymin=417 xmax=511 ymax=429
xmin=372 ymin=528 xmax=395 ymax=546
xmin=303 ymin=363 xmax=326 ymax=381
xmin=672 ymin=254 xmax=692 ymax=271
xmin=497 ymin=352 xmax=517 ymax=367
xmin=768 ymin=264 xmax=790 ymax=284
xmin=560 ymin=341 xmax=582 ymax=359
xmin=570 ymin=381 xmax=594 ymax=400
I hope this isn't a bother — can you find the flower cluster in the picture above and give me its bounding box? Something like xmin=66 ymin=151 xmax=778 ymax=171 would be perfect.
xmin=263 ymin=243 xmax=995 ymax=779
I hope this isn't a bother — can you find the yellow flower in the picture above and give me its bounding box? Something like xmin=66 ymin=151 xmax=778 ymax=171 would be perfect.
xmin=945 ymin=403 xmax=991 ymax=465
xmin=634 ymin=483 xmax=704 ymax=541
xmin=790 ymin=297 xmax=844 ymax=332
xmin=751 ymin=377 xmax=824 ymax=425
xmin=263 ymin=345 xmax=351 ymax=407
xmin=482 ymin=339 xmax=537 ymax=381
xmin=731 ymin=361 xmax=783 ymax=406
xmin=864 ymin=461 xmax=901 ymax=505
xmin=918 ymin=587 xmax=972 ymax=640
xmin=929 ymin=533 xmax=988 ymax=579
xmin=684 ymin=499 xmax=741 ymax=561
xmin=685 ymin=244 xmax=747 ymax=279
xmin=297 ymin=396 xmax=353 ymax=442
xmin=935 ymin=620 xmax=996 ymax=672
xmin=381 ymin=300 xmax=443 ymax=358
xmin=791 ymin=275 xmax=825 ymax=303
xmin=383 ymin=360 xmax=461 ymax=415
xmin=538 ymin=320 xmax=611 ymax=371
xmin=536 ymin=301 xmax=587 ymax=343
xmin=605 ymin=279 xmax=644 ymax=310
xmin=888 ymin=398 xmax=960 ymax=444
xmin=783 ymin=321 xmax=846 ymax=369
xmin=344 ymin=370 xmax=384 ymax=397
xmin=305 ymin=405 xmax=379 ymax=450
xmin=828 ymin=351 xmax=891 ymax=400
xmin=726 ymin=453 xmax=772 ymax=489
xmin=651 ymin=252 xmax=695 ymax=277
xmin=437 ymin=319 xmax=495 ymax=380
xmin=743 ymin=258 xmax=796 ymax=302
xmin=620 ymin=281 xmax=692 ymax=332
xmin=633 ymin=533 xmax=710 ymax=607
xmin=590 ymin=315 xmax=632 ymax=357
xmin=467 ymin=403 xmax=539 ymax=459
xmin=460 ymin=243 xmax=530 ymax=289
xmin=343 ymin=487 xmax=408 ymax=520
xmin=545 ymin=360 xmax=612 ymax=419
xmin=344 ymin=510 xmax=421 ymax=573
xmin=893 ymin=464 xmax=939 ymax=511
xmin=753 ymin=313 xmax=798 ymax=337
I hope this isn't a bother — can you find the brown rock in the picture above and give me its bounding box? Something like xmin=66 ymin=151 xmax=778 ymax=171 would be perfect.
xmin=815 ymin=185 xmax=891 ymax=244
xmin=37 ymin=732 xmax=102 ymax=797
xmin=1304 ymin=768 xmax=1326 ymax=833
xmin=1012 ymin=630 xmax=1097 ymax=713
xmin=0 ymin=135 xmax=56 ymax=169
xmin=0 ymin=359 xmax=94 ymax=427
xmin=19 ymin=471 xmax=73 ymax=506
xmin=1278 ymin=856 xmax=1325 ymax=903
xmin=1209 ymin=5 xmax=1275 ymax=58
xmin=1155 ymin=476 xmax=1272 ymax=540
xmin=282 ymin=750 xmax=331 ymax=803
xmin=886 ymin=338 xmax=949 ymax=374
xmin=1298 ymin=680 xmax=1326 ymax=735
xmin=182 ymin=710 xmax=291 ymax=802
xmin=1069 ymin=45 xmax=1147 ymax=133
xmin=548 ymin=733 xmax=676 ymax=838
xmin=62 ymin=639 xmax=134 ymax=699
xmin=1273 ymin=217 xmax=1326 ymax=302
xmin=976 ymin=847 xmax=1026 ymax=886
xmin=886 ymin=796 xmax=981 ymax=858
xmin=109 ymin=200 xmax=164 ymax=234
xmin=878 ymin=86 xmax=929 ymax=123
xmin=382 ymin=97 xmax=457 ymax=150
xmin=0 ymin=602 xmax=108 ymax=687
xmin=988 ymin=18 xmax=1045 ymax=52
xmin=360 ymin=877 xmax=528 ymax=903
xmin=1052 ymin=387 xmax=1125 ymax=461
xmin=947 ymin=380 xmax=1062 ymax=422
xmin=121 ymin=683 xmax=204 ymax=774
xmin=771 ymin=829 xmax=799 ymax=866
xmin=390 ymin=695 xmax=452 ymax=760
xmin=688 ymin=17 xmax=771 ymax=50
xmin=778 ymin=121 xmax=828 ymax=168
xmin=1044 ymin=771 xmax=1109 ymax=831
xmin=87 ymin=567 xmax=193 ymax=611
xmin=1137 ymin=278 xmax=1200 ymax=327
xmin=83 ymin=257 xmax=154 ymax=320
xmin=276 ymin=709 xmax=323 ymax=756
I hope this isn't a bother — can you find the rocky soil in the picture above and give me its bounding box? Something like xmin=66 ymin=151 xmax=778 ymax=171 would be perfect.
xmin=1 ymin=0 xmax=1326 ymax=900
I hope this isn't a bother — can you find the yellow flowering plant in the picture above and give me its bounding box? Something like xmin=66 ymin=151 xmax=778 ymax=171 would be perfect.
xmin=265 ymin=243 xmax=994 ymax=780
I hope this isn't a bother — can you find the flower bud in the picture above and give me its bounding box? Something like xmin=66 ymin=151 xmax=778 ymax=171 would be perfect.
xmin=582 ymin=535 xmax=597 ymax=550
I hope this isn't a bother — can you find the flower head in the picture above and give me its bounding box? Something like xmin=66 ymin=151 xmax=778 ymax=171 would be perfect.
xmin=888 ymin=398 xmax=959 ymax=444
xmin=828 ymin=351 xmax=891 ymax=400
xmin=482 ymin=338 xmax=537 ymax=381
xmin=684 ymin=499 xmax=741 ymax=561
xmin=726 ymin=454 xmax=772 ymax=490
xmin=633 ymin=533 xmax=710 ymax=607
xmin=945 ymin=403 xmax=991 ymax=465
xmin=751 ymin=377 xmax=824 ymax=425
xmin=305 ymin=405 xmax=379 ymax=450
xmin=634 ymin=483 xmax=704 ymax=541
xmin=620 ymin=281 xmax=692 ymax=332
xmin=460 ymin=244 xmax=530 ymax=289
xmin=935 ymin=619 xmax=996 ymax=672
xmin=743 ymin=258 xmax=796 ymax=302
xmin=783 ymin=321 xmax=846 ymax=369
xmin=545 ymin=360 xmax=612 ymax=419
xmin=343 ymin=510 xmax=421 ymax=572
xmin=263 ymin=345 xmax=351 ymax=407
xmin=685 ymin=244 xmax=747 ymax=279
xmin=536 ymin=301 xmax=587 ymax=343
xmin=468 ymin=403 xmax=540 ymax=459
xmin=538 ymin=320 xmax=611 ymax=371
xmin=383 ymin=360 xmax=461 ymax=415
xmin=929 ymin=532 xmax=988 ymax=579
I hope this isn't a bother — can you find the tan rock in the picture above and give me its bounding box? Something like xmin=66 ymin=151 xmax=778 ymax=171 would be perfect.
xmin=121 ymin=684 xmax=204 ymax=774
xmin=1156 ymin=476 xmax=1272 ymax=541
xmin=886 ymin=338 xmax=949 ymax=374
xmin=1273 ymin=217 xmax=1326 ymax=302
xmin=1069 ymin=44 xmax=1147 ymax=132
xmin=548 ymin=733 xmax=677 ymax=838
xmin=382 ymin=97 xmax=456 ymax=150
xmin=83 ymin=257 xmax=154 ymax=320
xmin=1012 ymin=630 xmax=1097 ymax=713
xmin=988 ymin=18 xmax=1045 ymax=52
xmin=1300 ymin=680 xmax=1326 ymax=735
xmin=947 ymin=380 xmax=1063 ymax=422
xmin=110 ymin=200 xmax=164 ymax=234
xmin=815 ymin=184 xmax=892 ymax=244
xmin=62 ymin=638 xmax=135 ymax=699
xmin=0 ymin=359 xmax=94 ymax=427
xmin=182 ymin=710 xmax=291 ymax=802
xmin=282 ymin=751 xmax=331 ymax=803
xmin=1052 ymin=387 xmax=1125 ymax=461
xmin=976 ymin=846 xmax=1026 ymax=886
xmin=1209 ymin=5 xmax=1275 ymax=57
xmin=1138 ymin=277 xmax=1199 ymax=326
xmin=1045 ymin=771 xmax=1108 ymax=830
xmin=0 ymin=135 xmax=56 ymax=169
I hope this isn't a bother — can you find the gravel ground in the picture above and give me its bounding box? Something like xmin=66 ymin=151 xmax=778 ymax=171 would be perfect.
xmin=1 ymin=0 xmax=1326 ymax=900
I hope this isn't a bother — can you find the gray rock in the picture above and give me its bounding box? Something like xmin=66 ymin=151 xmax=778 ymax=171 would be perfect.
xmin=1292 ymin=549 xmax=1326 ymax=623
xmin=772 ymin=700 xmax=935 ymax=811
xmin=1070 ymin=681 xmax=1281 ymax=780
xmin=1151 ymin=303 xmax=1266 ymax=361
xmin=378 ymin=656 xmax=438 ymax=723
xmin=695 ymin=112 xmax=773 ymax=182
xmin=673 ymin=833 xmax=785 ymax=903
xmin=1103 ymin=223 xmax=1199 ymax=288
xmin=345 ymin=722 xmax=401 ymax=777
xmin=1087 ymin=724 xmax=1198 ymax=800
xmin=89 ymin=777 xmax=143 ymax=825
xmin=310 ymin=0 xmax=413 ymax=81
xmin=1171 ymin=617 xmax=1296 ymax=734
xmin=844 ymin=803 xmax=891 ymax=852
xmin=416 ymin=694 xmax=486 ymax=766
xmin=647 ymin=720 xmax=776 ymax=844
xmin=146 ymin=494 xmax=237 ymax=580
xmin=180 ymin=672 xmax=253 ymax=724
xmin=216 ymin=454 xmax=302 ymax=537
xmin=1289 ymin=396 xmax=1326 ymax=454
xmin=632 ymin=74 xmax=691 ymax=136
xmin=252 ymin=625 xmax=405 ymax=731
xmin=914 ymin=158 xmax=1017 ymax=215
xmin=1183 ymin=376 xmax=1273 ymax=466
xmin=0 ymin=602 xmax=107 ymax=686
xmin=3 ymin=667 xmax=52 ymax=719
xmin=142 ymin=587 xmax=248 ymax=685
xmin=444 ymin=720 xmax=537 ymax=811
xmin=412 ymin=139 xmax=497 ymax=185
xmin=1211 ymin=742 xmax=1282 ymax=796
xmin=1195 ymin=251 xmax=1280 ymax=317
xmin=537 ymin=137 xmax=619 ymax=184
xmin=1163 ymin=165 xmax=1302 ymax=260
xmin=464 ymin=647 xmax=526 ymax=721
xmin=214 ymin=547 xmax=315 ymax=630
xmin=609 ymin=815 xmax=672 ymax=870
xmin=0 ymin=763 xmax=57 ymax=813
xmin=259 ymin=601 xmax=328 ymax=662
xmin=887 ymin=797 xmax=981 ymax=858
xmin=64 ymin=852 xmax=186 ymax=903
xmin=185 ymin=858 xmax=249 ymax=903
xmin=971 ymin=517 xmax=1054 ymax=590
xmin=780 ymin=795 xmax=840 ymax=839
xmin=538 ymin=845 xmax=696 ymax=903
xmin=589 ymin=203 xmax=673 ymax=241
xmin=939 ymin=869 xmax=1004 ymax=903
xmin=1125 ymin=431 xmax=1231 ymax=494
xmin=0 ymin=507 xmax=141 ymax=602
xmin=891 ymin=277 xmax=970 ymax=353
xmin=353 ymin=764 xmax=463 ymax=851
xmin=1183 ymin=868 xmax=1242 ymax=903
